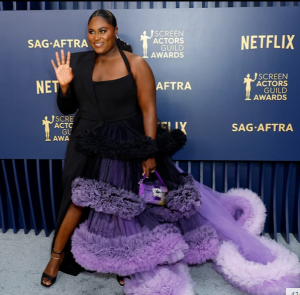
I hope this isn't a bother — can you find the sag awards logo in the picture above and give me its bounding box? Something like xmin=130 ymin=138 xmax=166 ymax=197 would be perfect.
xmin=42 ymin=116 xmax=55 ymax=141
xmin=140 ymin=30 xmax=184 ymax=58
xmin=243 ymin=73 xmax=288 ymax=101
xmin=140 ymin=30 xmax=154 ymax=58
xmin=42 ymin=116 xmax=73 ymax=141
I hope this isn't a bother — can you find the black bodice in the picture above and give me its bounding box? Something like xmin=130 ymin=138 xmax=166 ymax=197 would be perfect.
xmin=92 ymin=48 xmax=141 ymax=122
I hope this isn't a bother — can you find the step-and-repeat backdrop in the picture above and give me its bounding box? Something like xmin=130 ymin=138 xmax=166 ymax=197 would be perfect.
xmin=0 ymin=8 xmax=299 ymax=160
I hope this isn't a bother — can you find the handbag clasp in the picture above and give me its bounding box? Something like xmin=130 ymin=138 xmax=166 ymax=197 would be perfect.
xmin=152 ymin=187 xmax=163 ymax=200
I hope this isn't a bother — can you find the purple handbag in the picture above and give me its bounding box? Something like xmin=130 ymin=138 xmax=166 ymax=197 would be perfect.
xmin=138 ymin=170 xmax=168 ymax=205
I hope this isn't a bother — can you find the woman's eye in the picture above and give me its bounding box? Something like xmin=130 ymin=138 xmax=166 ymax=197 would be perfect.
xmin=88 ymin=31 xmax=94 ymax=34
xmin=100 ymin=30 xmax=106 ymax=34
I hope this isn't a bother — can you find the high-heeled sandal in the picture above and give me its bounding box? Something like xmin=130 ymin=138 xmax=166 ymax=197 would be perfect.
xmin=41 ymin=249 xmax=64 ymax=288
xmin=116 ymin=275 xmax=130 ymax=286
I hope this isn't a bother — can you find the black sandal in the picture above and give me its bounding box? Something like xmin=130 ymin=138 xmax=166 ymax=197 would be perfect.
xmin=116 ymin=275 xmax=130 ymax=286
xmin=41 ymin=249 xmax=64 ymax=288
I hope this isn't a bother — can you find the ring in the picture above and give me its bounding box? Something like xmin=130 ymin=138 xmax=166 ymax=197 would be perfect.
xmin=151 ymin=169 xmax=155 ymax=173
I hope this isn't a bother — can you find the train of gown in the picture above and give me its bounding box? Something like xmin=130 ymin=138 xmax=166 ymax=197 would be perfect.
xmin=122 ymin=172 xmax=300 ymax=294
xmin=70 ymin=165 xmax=300 ymax=295
xmin=69 ymin=115 xmax=300 ymax=294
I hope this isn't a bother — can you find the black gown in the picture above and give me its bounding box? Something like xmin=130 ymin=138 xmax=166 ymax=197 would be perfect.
xmin=51 ymin=48 xmax=300 ymax=295
xmin=52 ymin=48 xmax=184 ymax=276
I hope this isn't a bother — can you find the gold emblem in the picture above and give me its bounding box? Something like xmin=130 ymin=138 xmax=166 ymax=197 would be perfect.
xmin=140 ymin=30 xmax=153 ymax=58
xmin=244 ymin=73 xmax=257 ymax=101
xmin=42 ymin=115 xmax=54 ymax=141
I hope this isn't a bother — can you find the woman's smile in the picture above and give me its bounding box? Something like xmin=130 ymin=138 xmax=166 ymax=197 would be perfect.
xmin=94 ymin=42 xmax=104 ymax=48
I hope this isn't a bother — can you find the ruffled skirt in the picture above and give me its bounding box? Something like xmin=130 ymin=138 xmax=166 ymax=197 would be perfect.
xmin=69 ymin=113 xmax=300 ymax=295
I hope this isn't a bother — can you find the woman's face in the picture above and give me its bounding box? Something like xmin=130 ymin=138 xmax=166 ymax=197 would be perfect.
xmin=88 ymin=16 xmax=118 ymax=54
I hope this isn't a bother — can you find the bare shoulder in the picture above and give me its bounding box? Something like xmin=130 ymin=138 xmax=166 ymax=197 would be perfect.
xmin=123 ymin=51 xmax=153 ymax=76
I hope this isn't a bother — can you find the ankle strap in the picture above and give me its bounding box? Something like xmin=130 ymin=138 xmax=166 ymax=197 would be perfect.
xmin=52 ymin=249 xmax=63 ymax=255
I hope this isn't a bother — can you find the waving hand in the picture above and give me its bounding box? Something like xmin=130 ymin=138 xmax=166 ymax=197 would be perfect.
xmin=51 ymin=49 xmax=74 ymax=87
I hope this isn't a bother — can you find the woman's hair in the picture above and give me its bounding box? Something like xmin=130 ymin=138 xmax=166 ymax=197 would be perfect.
xmin=88 ymin=9 xmax=133 ymax=53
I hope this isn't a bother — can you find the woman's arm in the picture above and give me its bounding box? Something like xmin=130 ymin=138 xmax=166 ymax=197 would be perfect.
xmin=131 ymin=54 xmax=157 ymax=176
xmin=54 ymin=50 xmax=79 ymax=115
xmin=132 ymin=56 xmax=157 ymax=140
xmin=57 ymin=80 xmax=78 ymax=115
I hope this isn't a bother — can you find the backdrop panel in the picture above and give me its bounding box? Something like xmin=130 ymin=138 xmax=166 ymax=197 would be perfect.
xmin=0 ymin=7 xmax=299 ymax=160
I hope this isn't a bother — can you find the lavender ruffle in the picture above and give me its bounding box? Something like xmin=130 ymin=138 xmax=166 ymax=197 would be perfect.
xmin=224 ymin=188 xmax=267 ymax=236
xmin=123 ymin=263 xmax=195 ymax=295
xmin=71 ymin=222 xmax=189 ymax=276
xmin=183 ymin=225 xmax=220 ymax=265
xmin=213 ymin=237 xmax=300 ymax=295
xmin=220 ymin=197 xmax=253 ymax=228
xmin=148 ymin=174 xmax=202 ymax=222
xmin=71 ymin=177 xmax=145 ymax=220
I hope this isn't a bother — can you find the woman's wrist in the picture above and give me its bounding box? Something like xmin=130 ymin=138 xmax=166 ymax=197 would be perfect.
xmin=60 ymin=84 xmax=70 ymax=96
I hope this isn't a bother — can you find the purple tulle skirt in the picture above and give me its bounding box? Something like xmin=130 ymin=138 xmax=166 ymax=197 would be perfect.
xmin=69 ymin=114 xmax=300 ymax=295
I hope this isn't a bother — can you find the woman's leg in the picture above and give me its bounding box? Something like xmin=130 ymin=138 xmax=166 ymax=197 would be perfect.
xmin=42 ymin=203 xmax=83 ymax=285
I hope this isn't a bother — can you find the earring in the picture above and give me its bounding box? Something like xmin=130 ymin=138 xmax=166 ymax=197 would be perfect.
xmin=116 ymin=35 xmax=119 ymax=39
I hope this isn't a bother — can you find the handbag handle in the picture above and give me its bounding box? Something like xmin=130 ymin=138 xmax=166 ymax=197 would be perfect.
xmin=140 ymin=170 xmax=167 ymax=186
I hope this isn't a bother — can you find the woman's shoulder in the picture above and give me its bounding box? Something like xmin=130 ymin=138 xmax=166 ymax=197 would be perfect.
xmin=71 ymin=50 xmax=92 ymax=61
xmin=123 ymin=50 xmax=152 ymax=74
xmin=70 ymin=50 xmax=94 ymax=70
xmin=123 ymin=50 xmax=144 ymax=64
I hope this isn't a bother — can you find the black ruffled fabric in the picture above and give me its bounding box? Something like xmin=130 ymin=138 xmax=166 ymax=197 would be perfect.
xmin=156 ymin=129 xmax=187 ymax=155
xmin=74 ymin=115 xmax=187 ymax=161
xmin=75 ymin=131 xmax=158 ymax=161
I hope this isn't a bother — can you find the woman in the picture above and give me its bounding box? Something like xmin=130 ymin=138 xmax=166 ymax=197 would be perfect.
xmin=41 ymin=9 xmax=300 ymax=294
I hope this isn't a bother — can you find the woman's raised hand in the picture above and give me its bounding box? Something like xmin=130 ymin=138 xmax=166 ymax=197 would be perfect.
xmin=51 ymin=49 xmax=74 ymax=87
